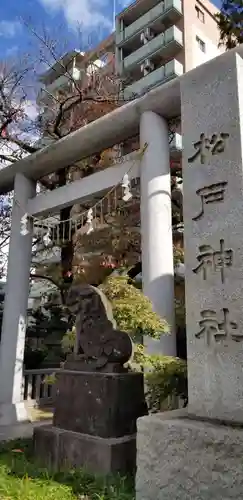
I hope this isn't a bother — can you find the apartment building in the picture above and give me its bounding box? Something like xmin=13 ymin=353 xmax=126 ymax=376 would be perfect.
xmin=37 ymin=0 xmax=222 ymax=110
xmin=37 ymin=50 xmax=85 ymax=108
xmin=116 ymin=0 xmax=223 ymax=99
xmin=37 ymin=36 xmax=115 ymax=108
xmin=34 ymin=0 xmax=221 ymax=285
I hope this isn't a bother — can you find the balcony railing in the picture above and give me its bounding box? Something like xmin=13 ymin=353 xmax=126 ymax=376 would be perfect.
xmin=22 ymin=368 xmax=60 ymax=407
xmin=22 ymin=368 xmax=183 ymax=413
xmin=37 ymin=75 xmax=70 ymax=105
xmin=116 ymin=0 xmax=182 ymax=47
xmin=37 ymin=66 xmax=82 ymax=105
xmin=120 ymin=26 xmax=183 ymax=74
xmin=123 ymin=58 xmax=183 ymax=100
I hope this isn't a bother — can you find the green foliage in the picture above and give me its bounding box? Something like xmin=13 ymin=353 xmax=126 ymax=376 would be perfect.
xmin=24 ymin=346 xmax=48 ymax=370
xmin=26 ymin=303 xmax=69 ymax=367
xmin=61 ymin=327 xmax=76 ymax=354
xmin=127 ymin=343 xmax=187 ymax=411
xmin=44 ymin=372 xmax=57 ymax=385
xmin=100 ymin=276 xmax=169 ymax=340
xmin=27 ymin=304 xmax=68 ymax=341
xmin=61 ymin=278 xmax=187 ymax=413
xmin=126 ymin=343 xmax=187 ymax=411
xmin=173 ymin=246 xmax=184 ymax=266
xmin=144 ymin=353 xmax=187 ymax=412
xmin=0 ymin=439 xmax=134 ymax=500
xmin=215 ymin=0 xmax=243 ymax=49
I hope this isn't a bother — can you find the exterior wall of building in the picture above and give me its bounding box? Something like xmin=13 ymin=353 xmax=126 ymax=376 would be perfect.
xmin=38 ymin=0 xmax=222 ymax=105
xmin=192 ymin=26 xmax=222 ymax=68
xmin=183 ymin=0 xmax=223 ymax=71
xmin=115 ymin=0 xmax=222 ymax=98
xmin=116 ymin=0 xmax=184 ymax=98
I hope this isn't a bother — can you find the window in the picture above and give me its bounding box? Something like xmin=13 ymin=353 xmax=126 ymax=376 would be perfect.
xmin=196 ymin=35 xmax=206 ymax=53
xmin=195 ymin=6 xmax=205 ymax=23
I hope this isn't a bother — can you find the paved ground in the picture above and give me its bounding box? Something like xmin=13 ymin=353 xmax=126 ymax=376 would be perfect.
xmin=0 ymin=419 xmax=52 ymax=442
xmin=28 ymin=406 xmax=53 ymax=422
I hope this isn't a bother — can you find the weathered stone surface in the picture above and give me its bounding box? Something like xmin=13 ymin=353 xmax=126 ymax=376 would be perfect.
xmin=53 ymin=370 xmax=147 ymax=437
xmin=181 ymin=51 xmax=243 ymax=421
xmin=34 ymin=286 xmax=147 ymax=475
xmin=34 ymin=425 xmax=136 ymax=475
xmin=66 ymin=284 xmax=133 ymax=371
xmin=64 ymin=357 xmax=128 ymax=373
xmin=136 ymin=410 xmax=243 ymax=500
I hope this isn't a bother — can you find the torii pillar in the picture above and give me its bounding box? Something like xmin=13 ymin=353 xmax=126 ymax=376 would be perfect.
xmin=140 ymin=111 xmax=176 ymax=356
xmin=0 ymin=173 xmax=36 ymax=426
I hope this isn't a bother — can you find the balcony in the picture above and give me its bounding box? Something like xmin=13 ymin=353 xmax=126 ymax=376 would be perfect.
xmin=119 ymin=26 xmax=183 ymax=74
xmin=123 ymin=59 xmax=183 ymax=100
xmin=37 ymin=67 xmax=82 ymax=105
xmin=116 ymin=0 xmax=182 ymax=47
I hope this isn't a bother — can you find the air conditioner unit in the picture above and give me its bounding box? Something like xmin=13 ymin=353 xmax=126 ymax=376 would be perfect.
xmin=140 ymin=27 xmax=154 ymax=44
xmin=141 ymin=59 xmax=154 ymax=75
xmin=140 ymin=32 xmax=147 ymax=44
xmin=144 ymin=27 xmax=154 ymax=40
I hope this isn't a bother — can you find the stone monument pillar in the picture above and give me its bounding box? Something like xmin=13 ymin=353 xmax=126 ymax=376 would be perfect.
xmin=140 ymin=111 xmax=176 ymax=356
xmin=136 ymin=50 xmax=243 ymax=499
xmin=0 ymin=173 xmax=36 ymax=426
xmin=34 ymin=284 xmax=147 ymax=475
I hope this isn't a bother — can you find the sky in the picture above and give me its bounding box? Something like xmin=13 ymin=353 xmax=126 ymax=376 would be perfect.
xmin=0 ymin=0 xmax=222 ymax=60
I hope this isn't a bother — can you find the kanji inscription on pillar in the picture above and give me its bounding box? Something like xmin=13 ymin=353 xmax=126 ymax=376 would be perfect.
xmin=188 ymin=133 xmax=229 ymax=164
xmin=195 ymin=308 xmax=242 ymax=346
xmin=192 ymin=239 xmax=233 ymax=284
xmin=192 ymin=181 xmax=227 ymax=221
xmin=181 ymin=50 xmax=243 ymax=421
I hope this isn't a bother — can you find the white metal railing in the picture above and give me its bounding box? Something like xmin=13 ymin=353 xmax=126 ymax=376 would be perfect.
xmin=120 ymin=26 xmax=183 ymax=74
xmin=22 ymin=368 xmax=60 ymax=407
xmin=116 ymin=0 xmax=182 ymax=46
xmin=123 ymin=59 xmax=183 ymax=100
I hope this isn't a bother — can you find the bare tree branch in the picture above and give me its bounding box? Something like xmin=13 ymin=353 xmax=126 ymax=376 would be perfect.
xmin=0 ymin=21 xmax=147 ymax=289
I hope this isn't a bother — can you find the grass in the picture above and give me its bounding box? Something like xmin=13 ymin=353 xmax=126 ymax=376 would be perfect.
xmin=0 ymin=439 xmax=135 ymax=500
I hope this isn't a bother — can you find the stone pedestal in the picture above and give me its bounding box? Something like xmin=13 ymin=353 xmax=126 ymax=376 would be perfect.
xmin=136 ymin=410 xmax=243 ymax=500
xmin=34 ymin=425 xmax=136 ymax=475
xmin=34 ymin=368 xmax=147 ymax=474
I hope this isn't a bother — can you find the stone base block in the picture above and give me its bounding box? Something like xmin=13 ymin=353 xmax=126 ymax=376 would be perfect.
xmin=34 ymin=424 xmax=136 ymax=475
xmin=0 ymin=401 xmax=30 ymax=426
xmin=136 ymin=409 xmax=243 ymax=500
xmin=54 ymin=370 xmax=147 ymax=437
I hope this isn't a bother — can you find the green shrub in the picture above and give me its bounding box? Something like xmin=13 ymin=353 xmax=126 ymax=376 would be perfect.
xmin=61 ymin=277 xmax=188 ymax=413
xmin=144 ymin=354 xmax=187 ymax=412
xmin=100 ymin=275 xmax=169 ymax=340
xmin=128 ymin=343 xmax=187 ymax=411
xmin=61 ymin=327 xmax=76 ymax=354
xmin=24 ymin=346 xmax=48 ymax=369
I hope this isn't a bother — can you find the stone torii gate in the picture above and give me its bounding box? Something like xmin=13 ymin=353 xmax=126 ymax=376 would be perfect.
xmin=0 ymin=77 xmax=182 ymax=426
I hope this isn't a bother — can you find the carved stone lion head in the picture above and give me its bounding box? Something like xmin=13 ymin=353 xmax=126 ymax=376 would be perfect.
xmin=66 ymin=284 xmax=116 ymax=328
